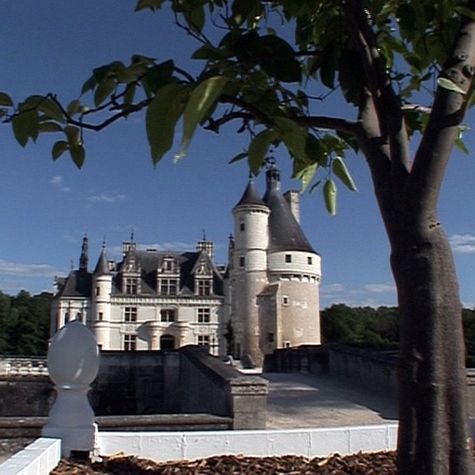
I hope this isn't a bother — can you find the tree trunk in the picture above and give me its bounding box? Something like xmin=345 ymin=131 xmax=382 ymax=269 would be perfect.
xmin=389 ymin=219 xmax=473 ymax=474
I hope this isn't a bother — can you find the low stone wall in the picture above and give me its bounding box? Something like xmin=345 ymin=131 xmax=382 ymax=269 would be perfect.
xmin=0 ymin=348 xmax=268 ymax=429
xmin=264 ymin=345 xmax=328 ymax=374
xmin=327 ymin=346 xmax=399 ymax=399
xmin=180 ymin=346 xmax=268 ymax=429
xmin=90 ymin=351 xmax=180 ymax=415
xmin=0 ymin=376 xmax=55 ymax=417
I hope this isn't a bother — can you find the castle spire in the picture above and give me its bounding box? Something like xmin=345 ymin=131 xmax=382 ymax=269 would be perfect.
xmin=79 ymin=235 xmax=88 ymax=272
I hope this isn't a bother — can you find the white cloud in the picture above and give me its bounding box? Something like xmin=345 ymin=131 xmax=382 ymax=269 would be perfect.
xmin=50 ymin=175 xmax=71 ymax=192
xmin=449 ymin=234 xmax=475 ymax=255
xmin=362 ymin=282 xmax=396 ymax=294
xmin=0 ymin=259 xmax=60 ymax=277
xmin=321 ymin=281 xmax=397 ymax=308
xmin=88 ymin=192 xmax=126 ymax=203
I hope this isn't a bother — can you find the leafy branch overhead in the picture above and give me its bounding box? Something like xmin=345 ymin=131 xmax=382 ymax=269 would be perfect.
xmin=0 ymin=0 xmax=474 ymax=215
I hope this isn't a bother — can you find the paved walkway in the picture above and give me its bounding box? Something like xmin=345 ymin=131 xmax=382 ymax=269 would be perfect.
xmin=262 ymin=372 xmax=398 ymax=429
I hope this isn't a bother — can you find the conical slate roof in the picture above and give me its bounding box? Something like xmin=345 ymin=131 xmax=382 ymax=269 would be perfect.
xmin=264 ymin=166 xmax=316 ymax=254
xmin=234 ymin=181 xmax=266 ymax=208
xmin=94 ymin=248 xmax=111 ymax=275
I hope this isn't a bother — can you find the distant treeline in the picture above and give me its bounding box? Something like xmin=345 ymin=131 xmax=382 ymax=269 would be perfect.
xmin=0 ymin=290 xmax=52 ymax=356
xmin=321 ymin=304 xmax=475 ymax=366
xmin=0 ymin=292 xmax=474 ymax=362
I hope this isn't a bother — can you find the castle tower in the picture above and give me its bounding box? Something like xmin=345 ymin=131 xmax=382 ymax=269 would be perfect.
xmin=262 ymin=164 xmax=322 ymax=353
xmin=231 ymin=180 xmax=270 ymax=367
xmin=92 ymin=244 xmax=112 ymax=349
xmin=78 ymin=235 xmax=88 ymax=272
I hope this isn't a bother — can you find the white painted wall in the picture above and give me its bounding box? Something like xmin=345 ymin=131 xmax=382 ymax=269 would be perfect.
xmin=97 ymin=424 xmax=398 ymax=462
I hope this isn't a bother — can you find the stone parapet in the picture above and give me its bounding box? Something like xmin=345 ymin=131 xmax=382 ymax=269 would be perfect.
xmin=180 ymin=346 xmax=268 ymax=429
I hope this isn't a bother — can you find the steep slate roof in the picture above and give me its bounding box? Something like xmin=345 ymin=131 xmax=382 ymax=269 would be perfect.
xmin=263 ymin=167 xmax=317 ymax=254
xmin=56 ymin=270 xmax=92 ymax=298
xmin=94 ymin=248 xmax=111 ymax=275
xmin=113 ymin=250 xmax=224 ymax=296
xmin=234 ymin=181 xmax=267 ymax=208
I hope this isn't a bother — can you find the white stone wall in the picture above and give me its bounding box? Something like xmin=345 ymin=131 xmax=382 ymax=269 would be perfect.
xmin=267 ymin=251 xmax=321 ymax=279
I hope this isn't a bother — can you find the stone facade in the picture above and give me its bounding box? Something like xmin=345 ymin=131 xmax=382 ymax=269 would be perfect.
xmin=225 ymin=164 xmax=322 ymax=366
xmin=51 ymin=165 xmax=321 ymax=362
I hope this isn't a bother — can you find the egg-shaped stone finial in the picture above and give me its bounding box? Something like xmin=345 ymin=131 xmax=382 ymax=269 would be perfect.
xmin=47 ymin=319 xmax=100 ymax=388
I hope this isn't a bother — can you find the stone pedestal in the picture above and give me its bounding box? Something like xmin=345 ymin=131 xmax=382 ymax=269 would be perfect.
xmin=228 ymin=376 xmax=268 ymax=429
xmin=42 ymin=320 xmax=100 ymax=457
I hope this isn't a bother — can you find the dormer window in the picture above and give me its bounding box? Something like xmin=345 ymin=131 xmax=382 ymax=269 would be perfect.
xmin=162 ymin=256 xmax=177 ymax=273
xmin=125 ymin=278 xmax=138 ymax=295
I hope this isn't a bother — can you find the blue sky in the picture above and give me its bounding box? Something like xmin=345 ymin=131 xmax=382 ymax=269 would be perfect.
xmin=1 ymin=1 xmax=474 ymax=308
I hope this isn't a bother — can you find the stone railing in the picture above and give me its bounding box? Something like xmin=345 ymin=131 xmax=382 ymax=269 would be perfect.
xmin=0 ymin=357 xmax=48 ymax=376
xmin=180 ymin=346 xmax=269 ymax=429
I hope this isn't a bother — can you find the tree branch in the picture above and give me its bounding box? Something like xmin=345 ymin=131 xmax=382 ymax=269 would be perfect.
xmin=343 ymin=0 xmax=411 ymax=173
xmin=410 ymin=3 xmax=475 ymax=217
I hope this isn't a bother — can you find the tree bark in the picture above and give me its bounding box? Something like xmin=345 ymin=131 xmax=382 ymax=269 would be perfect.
xmin=388 ymin=217 xmax=473 ymax=474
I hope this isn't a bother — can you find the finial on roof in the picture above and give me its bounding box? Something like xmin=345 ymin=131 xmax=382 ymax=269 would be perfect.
xmin=70 ymin=259 xmax=74 ymax=271
xmin=202 ymin=229 xmax=207 ymax=241
xmin=130 ymin=229 xmax=135 ymax=242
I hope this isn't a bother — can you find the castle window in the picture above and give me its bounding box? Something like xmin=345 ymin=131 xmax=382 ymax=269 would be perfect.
xmin=240 ymin=222 xmax=245 ymax=231
xmin=95 ymin=286 xmax=100 ymax=297
xmin=197 ymin=279 xmax=212 ymax=296
xmin=98 ymin=312 xmax=103 ymax=321
xmin=125 ymin=278 xmax=138 ymax=295
xmin=124 ymin=307 xmax=137 ymax=322
xmin=160 ymin=309 xmax=176 ymax=322
xmin=282 ymin=296 xmax=289 ymax=306
xmin=239 ymin=257 xmax=245 ymax=267
xmin=285 ymin=254 xmax=292 ymax=263
xmin=124 ymin=334 xmax=137 ymax=351
xmin=198 ymin=335 xmax=210 ymax=347
xmin=307 ymin=256 xmax=313 ymax=265
xmin=268 ymin=332 xmax=275 ymax=343
xmin=162 ymin=257 xmax=176 ymax=273
xmin=159 ymin=278 xmax=178 ymax=296
xmin=197 ymin=308 xmax=211 ymax=323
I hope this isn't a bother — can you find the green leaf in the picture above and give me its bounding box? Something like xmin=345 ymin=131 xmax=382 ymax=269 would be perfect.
xmin=332 ymin=156 xmax=357 ymax=191
xmin=192 ymin=44 xmax=226 ymax=60
xmin=142 ymin=60 xmax=175 ymax=95
xmin=258 ymin=35 xmax=301 ymax=83
xmin=11 ymin=109 xmax=39 ymax=147
xmin=52 ymin=140 xmax=69 ymax=160
xmin=323 ymin=178 xmax=337 ymax=215
xmin=67 ymin=99 xmax=82 ymax=116
xmin=81 ymin=75 xmax=96 ymax=95
xmin=231 ymin=0 xmax=258 ymax=26
xmin=146 ymin=83 xmax=188 ymax=164
xmin=437 ymin=77 xmax=466 ymax=95
xmin=94 ymin=77 xmax=115 ymax=106
xmin=0 ymin=92 xmax=13 ymax=107
xmin=176 ymin=76 xmax=228 ymax=161
xmin=273 ymin=117 xmax=307 ymax=162
xmin=454 ymin=137 xmax=469 ymax=155
xmin=229 ymin=151 xmax=248 ymax=164
xmin=135 ymin=0 xmax=165 ymax=11
xmin=248 ymin=130 xmax=278 ymax=175
xmin=184 ymin=4 xmax=205 ymax=33
xmin=37 ymin=98 xmax=65 ymax=122
xmin=69 ymin=144 xmax=85 ymax=169
xmin=38 ymin=121 xmax=63 ymax=133
xmin=295 ymin=162 xmax=318 ymax=193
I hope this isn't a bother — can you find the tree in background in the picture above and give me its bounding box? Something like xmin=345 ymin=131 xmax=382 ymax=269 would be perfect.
xmin=0 ymin=291 xmax=52 ymax=356
xmin=1 ymin=1 xmax=474 ymax=472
